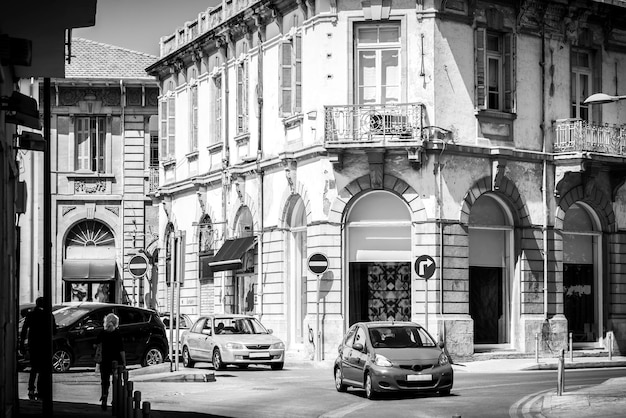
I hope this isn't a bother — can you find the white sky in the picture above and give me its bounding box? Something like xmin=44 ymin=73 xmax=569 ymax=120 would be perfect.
xmin=74 ymin=0 xmax=220 ymax=56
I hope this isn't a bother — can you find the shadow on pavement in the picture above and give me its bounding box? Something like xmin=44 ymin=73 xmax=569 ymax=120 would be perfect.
xmin=19 ymin=399 xmax=229 ymax=418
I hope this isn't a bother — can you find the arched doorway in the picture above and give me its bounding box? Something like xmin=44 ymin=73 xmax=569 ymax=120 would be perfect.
xmin=198 ymin=214 xmax=215 ymax=315
xmin=562 ymin=202 xmax=602 ymax=348
xmin=469 ymin=194 xmax=513 ymax=348
xmin=285 ymin=195 xmax=307 ymax=346
xmin=346 ymin=191 xmax=412 ymax=325
xmin=233 ymin=207 xmax=255 ymax=314
xmin=62 ymin=220 xmax=117 ymax=302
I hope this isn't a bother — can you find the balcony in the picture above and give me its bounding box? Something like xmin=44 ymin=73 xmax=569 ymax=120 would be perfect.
xmin=324 ymin=103 xmax=426 ymax=148
xmin=554 ymin=118 xmax=626 ymax=156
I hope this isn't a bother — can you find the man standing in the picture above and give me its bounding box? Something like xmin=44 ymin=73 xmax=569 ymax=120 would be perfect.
xmin=20 ymin=297 xmax=56 ymax=400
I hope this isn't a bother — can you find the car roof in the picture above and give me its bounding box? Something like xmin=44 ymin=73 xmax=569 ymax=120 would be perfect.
xmin=358 ymin=321 xmax=423 ymax=328
xmin=200 ymin=314 xmax=257 ymax=320
xmin=57 ymin=302 xmax=156 ymax=313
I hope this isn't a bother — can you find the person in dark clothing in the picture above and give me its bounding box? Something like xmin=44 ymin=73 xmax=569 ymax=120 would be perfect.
xmin=95 ymin=313 xmax=126 ymax=411
xmin=19 ymin=296 xmax=57 ymax=401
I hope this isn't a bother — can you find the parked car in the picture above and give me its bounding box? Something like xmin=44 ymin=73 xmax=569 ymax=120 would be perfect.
xmin=159 ymin=312 xmax=198 ymax=355
xmin=180 ymin=314 xmax=285 ymax=370
xmin=334 ymin=321 xmax=453 ymax=399
xmin=18 ymin=302 xmax=168 ymax=372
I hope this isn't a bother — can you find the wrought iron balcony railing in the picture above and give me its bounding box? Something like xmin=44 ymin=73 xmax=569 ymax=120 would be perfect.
xmin=148 ymin=166 xmax=159 ymax=193
xmin=554 ymin=118 xmax=626 ymax=156
xmin=324 ymin=103 xmax=425 ymax=146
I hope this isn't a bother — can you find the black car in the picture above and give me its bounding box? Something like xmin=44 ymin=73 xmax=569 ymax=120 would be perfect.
xmin=18 ymin=302 xmax=169 ymax=372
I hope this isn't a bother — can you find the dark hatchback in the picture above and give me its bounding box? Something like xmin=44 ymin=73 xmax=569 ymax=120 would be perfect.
xmin=19 ymin=302 xmax=169 ymax=372
xmin=334 ymin=321 xmax=453 ymax=399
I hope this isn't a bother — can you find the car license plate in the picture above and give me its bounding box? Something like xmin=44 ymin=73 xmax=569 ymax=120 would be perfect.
xmin=249 ymin=352 xmax=270 ymax=359
xmin=407 ymin=374 xmax=432 ymax=381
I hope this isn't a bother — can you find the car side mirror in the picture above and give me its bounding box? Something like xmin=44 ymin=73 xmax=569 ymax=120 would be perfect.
xmin=438 ymin=340 xmax=445 ymax=349
xmin=202 ymin=329 xmax=212 ymax=336
xmin=267 ymin=329 xmax=273 ymax=334
xmin=352 ymin=342 xmax=364 ymax=352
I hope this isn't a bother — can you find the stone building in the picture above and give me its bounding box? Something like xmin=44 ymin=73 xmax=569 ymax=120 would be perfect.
xmin=146 ymin=0 xmax=626 ymax=359
xmin=18 ymin=38 xmax=160 ymax=307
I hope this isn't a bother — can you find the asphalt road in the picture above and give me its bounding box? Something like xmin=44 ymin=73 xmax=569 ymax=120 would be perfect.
xmin=19 ymin=364 xmax=626 ymax=418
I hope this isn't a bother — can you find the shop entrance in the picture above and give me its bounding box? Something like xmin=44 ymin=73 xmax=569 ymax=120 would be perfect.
xmin=346 ymin=191 xmax=411 ymax=326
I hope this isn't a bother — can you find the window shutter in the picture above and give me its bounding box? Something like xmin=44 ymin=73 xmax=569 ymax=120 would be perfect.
xmin=503 ymin=32 xmax=515 ymax=112
xmin=168 ymin=96 xmax=175 ymax=158
xmin=237 ymin=64 xmax=244 ymax=132
xmin=281 ymin=41 xmax=292 ymax=115
xmin=295 ymin=33 xmax=302 ymax=113
xmin=160 ymin=100 xmax=167 ymax=160
xmin=475 ymin=27 xmax=487 ymax=110
xmin=76 ymin=117 xmax=90 ymax=170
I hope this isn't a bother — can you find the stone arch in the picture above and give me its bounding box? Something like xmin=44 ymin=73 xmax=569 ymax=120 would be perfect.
xmin=278 ymin=180 xmax=313 ymax=227
xmin=328 ymin=174 xmax=426 ymax=224
xmin=58 ymin=208 xmax=121 ymax=254
xmin=459 ymin=176 xmax=530 ymax=227
xmin=555 ymin=185 xmax=615 ymax=232
xmin=227 ymin=192 xmax=260 ymax=237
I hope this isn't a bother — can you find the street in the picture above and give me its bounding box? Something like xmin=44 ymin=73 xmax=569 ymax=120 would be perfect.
xmin=19 ymin=363 xmax=626 ymax=417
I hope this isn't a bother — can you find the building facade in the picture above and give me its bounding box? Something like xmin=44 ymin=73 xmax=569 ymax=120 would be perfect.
xmin=18 ymin=38 xmax=160 ymax=308
xmin=147 ymin=0 xmax=626 ymax=360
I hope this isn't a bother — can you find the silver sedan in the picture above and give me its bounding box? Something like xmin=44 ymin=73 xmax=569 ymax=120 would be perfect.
xmin=180 ymin=314 xmax=285 ymax=370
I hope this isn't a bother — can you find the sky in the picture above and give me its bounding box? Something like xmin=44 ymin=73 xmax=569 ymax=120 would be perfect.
xmin=74 ymin=0 xmax=220 ymax=56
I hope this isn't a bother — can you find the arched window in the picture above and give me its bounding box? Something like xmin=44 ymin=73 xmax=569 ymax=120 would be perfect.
xmin=285 ymin=196 xmax=307 ymax=345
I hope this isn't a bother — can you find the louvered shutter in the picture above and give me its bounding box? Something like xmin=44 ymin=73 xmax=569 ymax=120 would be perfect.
xmin=281 ymin=41 xmax=292 ymax=116
xmin=475 ymin=27 xmax=487 ymax=110
xmin=504 ymin=32 xmax=515 ymax=112
xmin=295 ymin=32 xmax=302 ymax=113
xmin=160 ymin=100 xmax=167 ymax=159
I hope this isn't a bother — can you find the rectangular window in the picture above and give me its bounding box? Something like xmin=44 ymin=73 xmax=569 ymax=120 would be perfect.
xmin=280 ymin=32 xmax=302 ymax=115
xmin=355 ymin=24 xmax=400 ymax=105
xmin=75 ymin=116 xmax=106 ymax=173
xmin=571 ymin=49 xmax=592 ymax=121
xmin=475 ymin=28 xmax=515 ymax=112
xmin=190 ymin=83 xmax=198 ymax=151
xmin=212 ymin=75 xmax=222 ymax=145
xmin=237 ymin=61 xmax=248 ymax=134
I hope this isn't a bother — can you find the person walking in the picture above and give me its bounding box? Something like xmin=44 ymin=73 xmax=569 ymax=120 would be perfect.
xmin=20 ymin=296 xmax=57 ymax=401
xmin=96 ymin=313 xmax=126 ymax=411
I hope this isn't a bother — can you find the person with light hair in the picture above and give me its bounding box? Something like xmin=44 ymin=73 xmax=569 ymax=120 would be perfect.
xmin=95 ymin=313 xmax=126 ymax=410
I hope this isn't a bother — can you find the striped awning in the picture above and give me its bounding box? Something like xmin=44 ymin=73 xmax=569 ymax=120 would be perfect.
xmin=208 ymin=237 xmax=256 ymax=272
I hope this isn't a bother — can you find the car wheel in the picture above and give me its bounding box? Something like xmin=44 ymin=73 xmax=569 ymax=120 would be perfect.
xmin=212 ymin=349 xmax=226 ymax=370
xmin=52 ymin=348 xmax=72 ymax=373
xmin=182 ymin=346 xmax=194 ymax=368
xmin=270 ymin=362 xmax=284 ymax=371
xmin=365 ymin=373 xmax=377 ymax=400
xmin=142 ymin=346 xmax=164 ymax=367
xmin=334 ymin=367 xmax=347 ymax=392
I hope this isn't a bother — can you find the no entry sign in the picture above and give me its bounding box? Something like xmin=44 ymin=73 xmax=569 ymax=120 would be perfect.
xmin=308 ymin=253 xmax=328 ymax=275
xmin=128 ymin=253 xmax=149 ymax=278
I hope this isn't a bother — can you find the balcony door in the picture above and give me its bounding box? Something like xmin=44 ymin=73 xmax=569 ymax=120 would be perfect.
xmin=571 ymin=49 xmax=593 ymax=122
xmin=355 ymin=23 xmax=401 ymax=105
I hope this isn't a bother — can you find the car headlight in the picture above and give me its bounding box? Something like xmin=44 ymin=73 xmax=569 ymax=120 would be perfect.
xmin=225 ymin=342 xmax=245 ymax=350
xmin=270 ymin=341 xmax=285 ymax=350
xmin=373 ymin=354 xmax=393 ymax=367
xmin=438 ymin=352 xmax=450 ymax=366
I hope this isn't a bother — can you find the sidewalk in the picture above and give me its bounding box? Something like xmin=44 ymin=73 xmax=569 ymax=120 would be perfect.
xmin=18 ymin=355 xmax=626 ymax=417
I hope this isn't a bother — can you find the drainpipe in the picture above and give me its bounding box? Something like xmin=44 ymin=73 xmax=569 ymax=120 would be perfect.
xmin=256 ymin=24 xmax=265 ymax=318
xmin=540 ymin=25 xmax=549 ymax=320
xmin=437 ymin=143 xmax=446 ymax=338
xmin=220 ymin=41 xmax=229 ymax=310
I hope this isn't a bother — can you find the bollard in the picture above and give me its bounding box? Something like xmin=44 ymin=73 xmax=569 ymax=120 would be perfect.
xmin=133 ymin=391 xmax=142 ymax=418
xmin=126 ymin=381 xmax=134 ymax=418
xmin=535 ymin=333 xmax=539 ymax=363
xmin=142 ymin=401 xmax=151 ymax=418
xmin=557 ymin=349 xmax=564 ymax=396
xmin=569 ymin=332 xmax=573 ymax=362
xmin=608 ymin=331 xmax=613 ymax=361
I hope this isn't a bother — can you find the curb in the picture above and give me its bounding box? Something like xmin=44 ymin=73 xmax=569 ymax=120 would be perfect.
xmin=132 ymin=372 xmax=216 ymax=382
xmin=520 ymin=360 xmax=626 ymax=371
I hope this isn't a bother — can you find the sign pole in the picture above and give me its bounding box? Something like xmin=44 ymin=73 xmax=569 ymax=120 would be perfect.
xmin=425 ymin=278 xmax=429 ymax=332
xmin=316 ymin=274 xmax=320 ymax=362
xmin=414 ymin=255 xmax=436 ymax=333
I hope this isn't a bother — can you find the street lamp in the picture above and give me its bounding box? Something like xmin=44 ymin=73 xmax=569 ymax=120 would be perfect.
xmin=583 ymin=93 xmax=626 ymax=105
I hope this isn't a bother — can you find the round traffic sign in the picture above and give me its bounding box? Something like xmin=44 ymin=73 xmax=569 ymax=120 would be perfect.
xmin=128 ymin=253 xmax=149 ymax=278
xmin=308 ymin=253 xmax=328 ymax=275
xmin=414 ymin=255 xmax=436 ymax=280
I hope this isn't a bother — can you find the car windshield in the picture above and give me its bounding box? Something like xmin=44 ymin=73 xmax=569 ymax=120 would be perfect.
xmin=214 ymin=317 xmax=268 ymax=335
xmin=53 ymin=306 xmax=93 ymax=328
xmin=368 ymin=326 xmax=437 ymax=348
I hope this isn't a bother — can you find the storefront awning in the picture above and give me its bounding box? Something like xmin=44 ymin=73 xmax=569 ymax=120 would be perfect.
xmin=208 ymin=237 xmax=256 ymax=272
xmin=62 ymin=259 xmax=117 ymax=282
